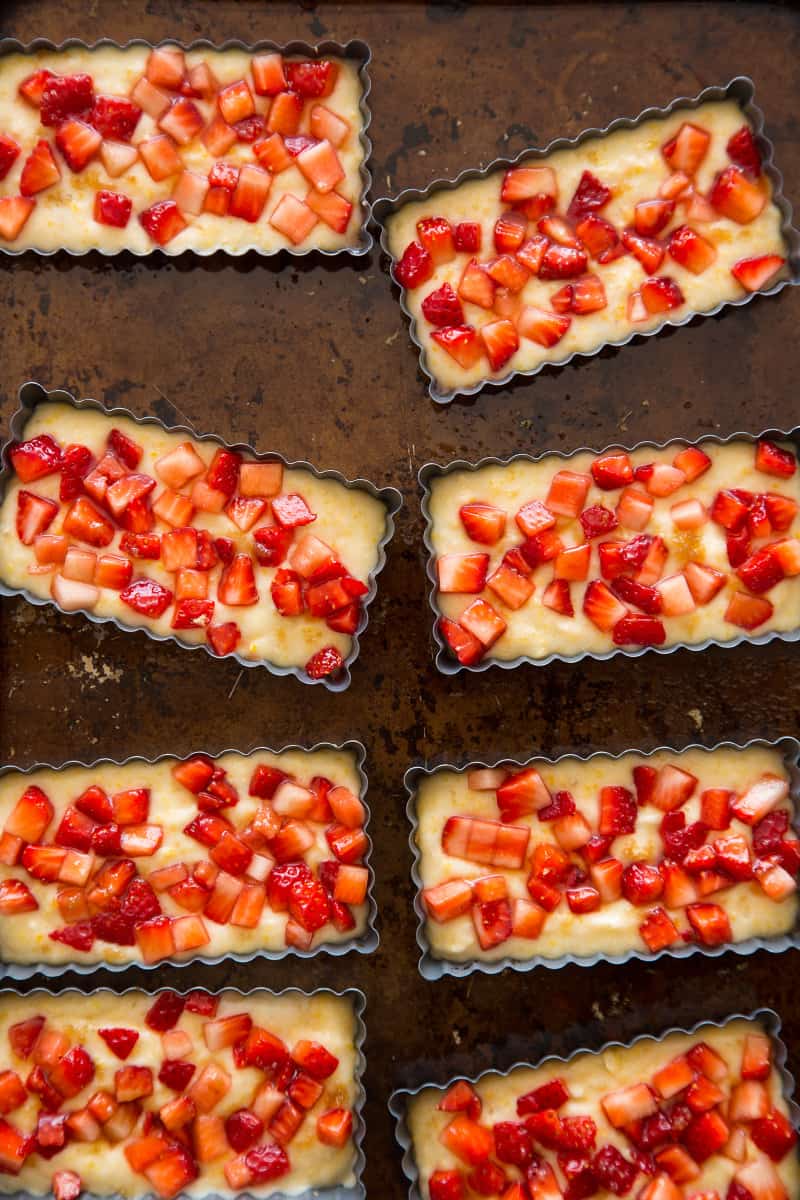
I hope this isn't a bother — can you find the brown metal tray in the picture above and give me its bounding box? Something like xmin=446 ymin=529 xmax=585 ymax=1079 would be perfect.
xmin=1 ymin=3 xmax=799 ymax=1199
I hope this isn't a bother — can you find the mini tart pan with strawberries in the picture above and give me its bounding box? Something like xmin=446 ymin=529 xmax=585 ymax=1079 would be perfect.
xmin=0 ymin=742 xmax=376 ymax=979
xmin=374 ymin=76 xmax=799 ymax=403
xmin=0 ymin=38 xmax=372 ymax=256
xmin=390 ymin=1010 xmax=800 ymax=1200
xmin=405 ymin=738 xmax=800 ymax=980
xmin=420 ymin=427 xmax=800 ymax=674
xmin=0 ymin=383 xmax=401 ymax=690
xmin=0 ymin=986 xmax=366 ymax=1200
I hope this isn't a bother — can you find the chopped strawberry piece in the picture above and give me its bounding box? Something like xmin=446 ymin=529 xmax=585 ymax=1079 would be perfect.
xmin=662 ymin=122 xmax=710 ymax=174
xmin=449 ymin=221 xmax=481 ymax=253
xmin=732 ymin=254 xmax=785 ymax=292
xmin=18 ymin=68 xmax=56 ymax=106
xmin=459 ymin=502 xmax=506 ymax=545
xmin=634 ymin=198 xmax=674 ymax=237
xmin=89 ymin=94 xmax=141 ymax=140
xmin=394 ymin=240 xmax=434 ymax=289
xmin=93 ymin=190 xmax=132 ymax=228
xmin=583 ymin=579 xmax=627 ymax=631
xmin=421 ymin=282 xmax=464 ymax=327
xmin=668 ymin=224 xmax=717 ymax=274
xmin=459 ymin=598 xmax=507 ymax=648
xmin=539 ymin=579 xmax=571 ymax=616
xmin=0 ymin=193 xmax=34 ymax=241
xmin=622 ymin=227 xmax=665 ymax=273
xmin=439 ymin=616 xmax=483 ymax=665
xmin=738 ymin=546 xmax=784 ymax=594
xmin=416 ymin=215 xmax=455 ymax=265
xmin=0 ymin=135 xmax=19 ymax=181
xmin=40 ymin=73 xmax=94 ymax=127
xmin=306 ymin=645 xmax=345 ymax=680
xmin=15 ymin=490 xmax=58 ymax=546
xmin=19 ymin=138 xmax=61 ymax=197
xmin=580 ymin=504 xmax=618 ymax=539
xmin=120 ymin=576 xmax=173 ymax=617
xmin=139 ymin=199 xmax=187 ymax=245
xmin=710 ymin=166 xmax=766 ymax=223
xmin=592 ymin=453 xmax=634 ymax=491
xmin=640 ymin=276 xmax=685 ymax=314
xmin=756 ymin=439 xmax=796 ymax=478
xmin=727 ymin=125 xmax=762 ymax=176
xmin=431 ymin=324 xmax=484 ymax=368
xmin=493 ymin=211 xmax=527 ymax=253
xmin=539 ymin=243 xmax=588 ymax=279
xmin=567 ymin=170 xmax=611 ymax=221
xmin=56 ymin=119 xmax=102 ymax=171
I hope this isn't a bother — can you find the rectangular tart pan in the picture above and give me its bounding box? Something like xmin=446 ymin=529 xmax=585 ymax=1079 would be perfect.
xmin=404 ymin=736 xmax=800 ymax=981
xmin=0 ymin=36 xmax=374 ymax=259
xmin=0 ymin=381 xmax=402 ymax=691
xmin=389 ymin=1008 xmax=799 ymax=1199
xmin=372 ymin=76 xmax=800 ymax=404
xmin=420 ymin=424 xmax=800 ymax=676
xmin=0 ymin=984 xmax=367 ymax=1200
xmin=0 ymin=740 xmax=378 ymax=981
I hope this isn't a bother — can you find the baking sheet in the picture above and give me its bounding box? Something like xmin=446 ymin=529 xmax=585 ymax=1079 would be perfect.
xmin=1 ymin=4 xmax=799 ymax=1199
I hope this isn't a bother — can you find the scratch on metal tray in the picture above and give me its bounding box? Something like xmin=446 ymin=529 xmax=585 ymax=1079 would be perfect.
xmin=227 ymin=669 xmax=244 ymax=701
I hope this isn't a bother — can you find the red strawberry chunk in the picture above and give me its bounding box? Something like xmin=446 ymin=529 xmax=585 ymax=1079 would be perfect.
xmin=622 ymin=861 xmax=663 ymax=905
xmin=40 ymin=73 xmax=94 ymax=127
xmin=756 ymin=439 xmax=796 ymax=478
xmin=583 ymin=580 xmax=627 ymax=632
xmin=580 ymin=504 xmax=618 ymax=539
xmin=539 ymin=244 xmax=588 ymax=279
xmin=599 ymin=786 xmax=637 ymax=836
xmin=613 ymin=614 xmax=666 ymax=646
xmin=453 ymin=222 xmax=481 ymax=252
xmin=140 ymin=200 xmax=187 ymax=246
xmin=750 ymin=1108 xmax=798 ymax=1161
xmin=567 ymin=170 xmax=612 ymax=221
xmin=710 ymin=166 xmax=766 ymax=223
xmin=98 ymin=1028 xmax=138 ymax=1060
xmin=422 ymin=282 xmax=464 ymax=327
xmin=16 ymin=490 xmax=58 ymax=546
xmin=592 ymin=453 xmax=634 ymax=490
xmin=732 ymin=254 xmax=785 ymax=292
xmin=432 ymin=324 xmax=484 ymax=369
xmin=640 ymin=276 xmax=685 ymax=314
xmin=668 ymin=224 xmax=717 ymax=274
xmin=727 ymin=125 xmax=762 ymax=176
xmin=285 ymin=59 xmax=338 ymax=97
xmin=459 ymin=502 xmax=506 ymax=545
xmin=120 ymin=577 xmax=173 ymax=617
xmin=395 ymin=240 xmax=433 ymax=289
xmin=738 ymin=546 xmax=784 ymax=594
xmin=10 ymin=434 xmax=63 ymax=482
xmin=306 ymin=645 xmax=345 ymax=679
xmin=94 ymin=190 xmax=132 ymax=228
xmin=686 ymin=902 xmax=732 ymax=946
xmin=89 ymin=94 xmax=141 ymax=141
xmin=593 ymin=1144 xmax=638 ymax=1195
xmin=0 ymin=134 xmax=20 ymax=182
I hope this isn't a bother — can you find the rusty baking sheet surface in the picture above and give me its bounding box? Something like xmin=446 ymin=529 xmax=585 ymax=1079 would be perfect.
xmin=0 ymin=4 xmax=799 ymax=1200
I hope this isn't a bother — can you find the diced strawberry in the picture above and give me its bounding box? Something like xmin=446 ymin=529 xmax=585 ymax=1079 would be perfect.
xmin=89 ymin=95 xmax=141 ymax=142
xmin=493 ymin=211 xmax=527 ymax=254
xmin=640 ymin=276 xmax=685 ymax=314
xmin=40 ymin=73 xmax=94 ymax=127
xmin=620 ymin=227 xmax=665 ymax=275
xmin=668 ymin=224 xmax=717 ymax=273
xmin=567 ymin=170 xmax=611 ymax=221
xmin=457 ymin=502 xmax=506 ymax=547
xmin=583 ymin=580 xmax=627 ymax=631
xmin=580 ymin=504 xmax=618 ymax=540
xmin=120 ymin=576 xmax=173 ymax=617
xmin=726 ymin=124 xmax=762 ymax=176
xmin=738 ymin=546 xmax=784 ymax=594
xmin=18 ymin=68 xmax=56 ymax=107
xmin=439 ymin=616 xmax=484 ymax=665
xmin=56 ymin=119 xmax=102 ymax=171
xmin=14 ymin=490 xmax=57 ymax=546
xmin=634 ymin=199 xmax=675 ymax=237
xmin=140 ymin=199 xmax=187 ymax=245
xmin=576 ymin=213 xmax=621 ymax=260
xmin=598 ymin=786 xmax=637 ymax=836
xmin=725 ymin=590 xmax=774 ymax=629
xmin=539 ymin=243 xmax=588 ymax=279
xmin=6 ymin=787 xmax=54 ymax=844
xmin=19 ymin=138 xmax=61 ymax=196
xmin=602 ymin=1083 xmax=658 ymax=1128
xmin=592 ymin=453 xmax=634 ymax=491
xmin=756 ymin=439 xmax=796 ymax=478
xmin=437 ymin=552 xmax=489 ymax=594
xmin=683 ymin=561 xmax=726 ymax=606
xmin=459 ymin=598 xmax=507 ymax=649
xmin=732 ymin=254 xmax=785 ymax=292
xmin=431 ymin=323 xmax=485 ymax=369
xmin=662 ymin=122 xmax=711 ymax=174
xmin=710 ymin=166 xmax=766 ymax=223
xmin=0 ymin=880 xmax=37 ymax=915
xmin=451 ymin=221 xmax=481 ymax=253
